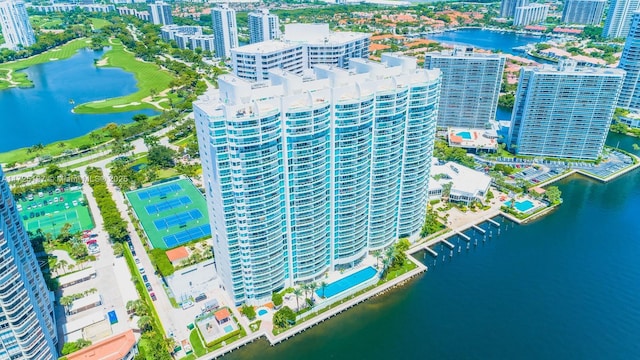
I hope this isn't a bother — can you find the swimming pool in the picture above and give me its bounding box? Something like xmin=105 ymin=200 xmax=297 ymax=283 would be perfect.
xmin=223 ymin=324 xmax=234 ymax=333
xmin=456 ymin=131 xmax=472 ymax=140
xmin=317 ymin=266 xmax=378 ymax=299
xmin=257 ymin=308 xmax=268 ymax=316
xmin=504 ymin=199 xmax=535 ymax=212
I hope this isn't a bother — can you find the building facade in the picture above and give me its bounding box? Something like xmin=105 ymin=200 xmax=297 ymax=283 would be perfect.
xmin=0 ymin=166 xmax=58 ymax=359
xmin=194 ymin=54 xmax=441 ymax=305
xmin=211 ymin=4 xmax=238 ymax=59
xmin=499 ymin=0 xmax=528 ymax=18
xmin=513 ymin=4 xmax=549 ymax=27
xmin=248 ymin=9 xmax=280 ymax=44
xmin=117 ymin=7 xmax=150 ymax=22
xmin=618 ymin=11 xmax=640 ymax=110
xmin=424 ymin=47 xmax=505 ymax=128
xmin=149 ymin=1 xmax=172 ymax=25
xmin=160 ymin=25 xmax=214 ymax=51
xmin=508 ymin=61 xmax=624 ymax=160
xmin=561 ymin=0 xmax=606 ymax=25
xmin=0 ymin=0 xmax=35 ymax=50
xmin=603 ymin=0 xmax=640 ymax=38
xmin=232 ymin=41 xmax=305 ymax=82
xmin=284 ymin=24 xmax=369 ymax=69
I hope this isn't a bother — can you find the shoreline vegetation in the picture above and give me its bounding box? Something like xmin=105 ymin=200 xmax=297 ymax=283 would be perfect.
xmin=73 ymin=38 xmax=175 ymax=114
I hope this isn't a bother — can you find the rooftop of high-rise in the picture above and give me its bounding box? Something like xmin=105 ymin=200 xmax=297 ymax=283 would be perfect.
xmin=197 ymin=54 xmax=438 ymax=115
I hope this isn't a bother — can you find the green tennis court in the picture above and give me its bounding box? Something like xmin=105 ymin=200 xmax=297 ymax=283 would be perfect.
xmin=17 ymin=190 xmax=95 ymax=235
xmin=126 ymin=179 xmax=210 ymax=249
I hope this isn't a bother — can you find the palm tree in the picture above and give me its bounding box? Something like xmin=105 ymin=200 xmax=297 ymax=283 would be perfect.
xmin=58 ymin=259 xmax=68 ymax=275
xmin=372 ymin=250 xmax=382 ymax=269
xmin=301 ymin=283 xmax=310 ymax=301
xmin=293 ymin=288 xmax=303 ymax=311
xmin=137 ymin=315 xmax=153 ymax=332
xmin=309 ymin=282 xmax=318 ymax=302
xmin=319 ymin=281 xmax=327 ymax=299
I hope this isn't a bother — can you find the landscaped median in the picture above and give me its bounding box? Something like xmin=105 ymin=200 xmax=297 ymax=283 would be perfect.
xmin=73 ymin=38 xmax=174 ymax=114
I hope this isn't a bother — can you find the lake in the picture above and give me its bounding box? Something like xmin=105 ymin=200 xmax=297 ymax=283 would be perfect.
xmin=0 ymin=48 xmax=157 ymax=153
xmin=426 ymin=28 xmax=547 ymax=56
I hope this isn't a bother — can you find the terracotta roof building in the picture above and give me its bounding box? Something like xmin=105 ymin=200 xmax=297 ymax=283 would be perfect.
xmin=66 ymin=330 xmax=138 ymax=360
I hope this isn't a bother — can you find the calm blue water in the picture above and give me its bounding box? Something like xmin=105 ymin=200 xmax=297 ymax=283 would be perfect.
xmin=319 ymin=266 xmax=378 ymax=298
xmin=225 ymin=134 xmax=640 ymax=359
xmin=427 ymin=28 xmax=546 ymax=55
xmin=0 ymin=48 xmax=157 ymax=152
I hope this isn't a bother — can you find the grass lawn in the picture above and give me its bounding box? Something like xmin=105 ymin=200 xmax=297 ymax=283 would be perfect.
xmin=73 ymin=38 xmax=175 ymax=114
xmin=90 ymin=18 xmax=112 ymax=30
xmin=0 ymin=38 xmax=90 ymax=89
xmin=189 ymin=329 xmax=206 ymax=357
xmin=0 ymin=128 xmax=111 ymax=164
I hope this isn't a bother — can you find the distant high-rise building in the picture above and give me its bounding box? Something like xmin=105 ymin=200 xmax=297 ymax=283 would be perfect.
xmin=424 ymin=47 xmax=505 ymax=128
xmin=499 ymin=0 xmax=528 ymax=18
xmin=149 ymin=1 xmax=172 ymax=25
xmin=618 ymin=11 xmax=640 ymax=110
xmin=562 ymin=0 xmax=606 ymax=25
xmin=0 ymin=165 xmax=58 ymax=359
xmin=508 ymin=61 xmax=624 ymax=160
xmin=248 ymin=9 xmax=280 ymax=44
xmin=232 ymin=24 xmax=370 ymax=82
xmin=0 ymin=0 xmax=35 ymax=50
xmin=211 ymin=4 xmax=238 ymax=59
xmin=194 ymin=54 xmax=441 ymax=305
xmin=603 ymin=0 xmax=640 ymax=38
xmin=513 ymin=4 xmax=549 ymax=26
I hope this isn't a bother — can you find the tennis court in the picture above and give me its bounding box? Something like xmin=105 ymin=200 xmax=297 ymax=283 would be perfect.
xmin=137 ymin=183 xmax=183 ymax=200
xmin=163 ymin=224 xmax=211 ymax=248
xmin=126 ymin=179 xmax=210 ymax=249
xmin=145 ymin=196 xmax=192 ymax=215
xmin=17 ymin=190 xmax=94 ymax=235
xmin=154 ymin=209 xmax=203 ymax=231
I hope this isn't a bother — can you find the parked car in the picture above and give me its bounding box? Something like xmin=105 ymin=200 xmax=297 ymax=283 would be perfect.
xmin=145 ymin=283 xmax=152 ymax=291
xmin=150 ymin=292 xmax=157 ymax=301
xmin=134 ymin=257 xmax=141 ymax=264
xmin=142 ymin=275 xmax=148 ymax=283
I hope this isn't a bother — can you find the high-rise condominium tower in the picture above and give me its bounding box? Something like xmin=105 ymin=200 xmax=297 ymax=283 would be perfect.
xmin=149 ymin=1 xmax=173 ymax=26
xmin=424 ymin=47 xmax=505 ymax=128
xmin=562 ymin=0 xmax=606 ymax=25
xmin=211 ymin=4 xmax=238 ymax=59
xmin=248 ymin=9 xmax=280 ymax=44
xmin=194 ymin=54 xmax=441 ymax=305
xmin=0 ymin=0 xmax=35 ymax=50
xmin=508 ymin=61 xmax=624 ymax=160
xmin=618 ymin=11 xmax=640 ymax=110
xmin=0 ymin=165 xmax=58 ymax=359
xmin=499 ymin=0 xmax=529 ymax=18
xmin=603 ymin=0 xmax=640 ymax=38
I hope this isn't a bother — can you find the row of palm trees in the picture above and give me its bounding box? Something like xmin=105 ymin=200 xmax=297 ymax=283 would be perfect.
xmin=372 ymin=247 xmax=396 ymax=276
xmin=292 ymin=281 xmax=328 ymax=311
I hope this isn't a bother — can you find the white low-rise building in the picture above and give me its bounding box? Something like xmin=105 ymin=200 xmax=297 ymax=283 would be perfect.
xmin=429 ymin=160 xmax=492 ymax=205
